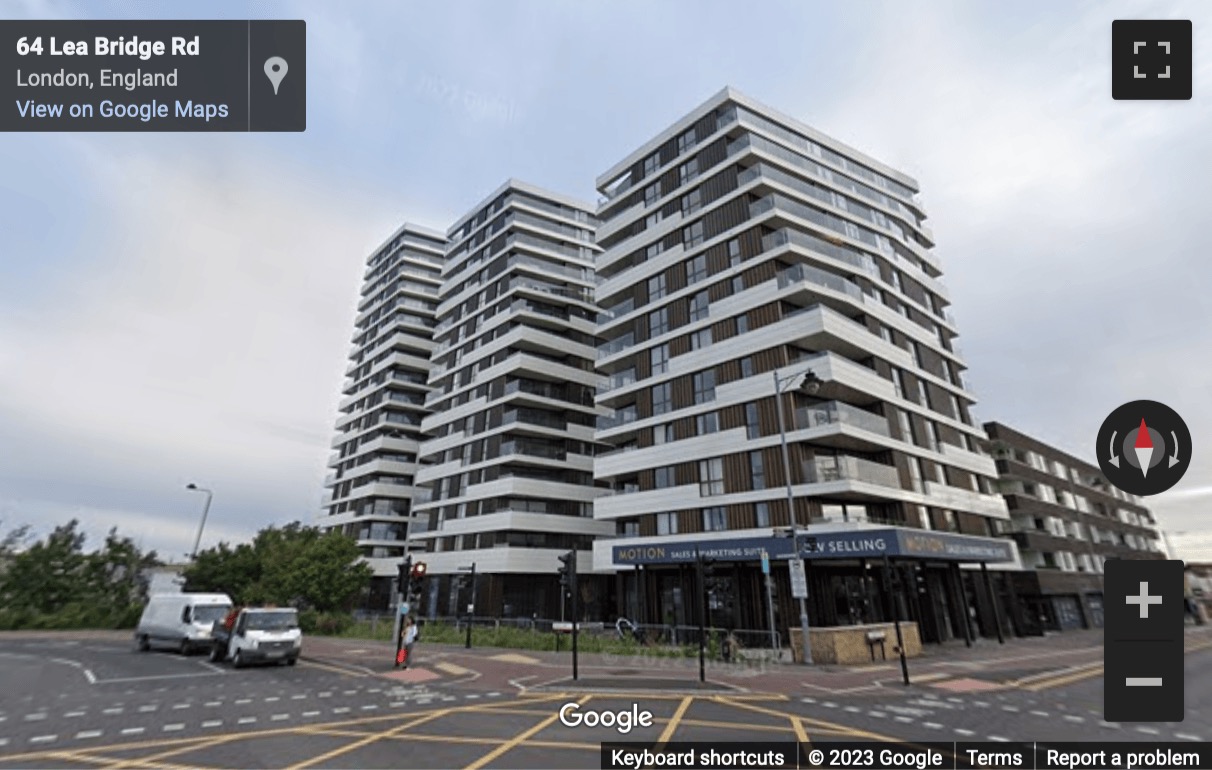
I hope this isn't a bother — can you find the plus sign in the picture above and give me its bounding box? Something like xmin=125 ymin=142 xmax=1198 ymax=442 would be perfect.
xmin=1126 ymin=581 xmax=1163 ymax=619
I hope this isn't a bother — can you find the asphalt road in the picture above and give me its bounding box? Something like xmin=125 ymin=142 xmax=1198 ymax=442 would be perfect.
xmin=0 ymin=633 xmax=1207 ymax=769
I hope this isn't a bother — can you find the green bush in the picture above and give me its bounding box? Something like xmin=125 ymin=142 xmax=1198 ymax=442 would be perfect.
xmin=298 ymin=610 xmax=354 ymax=636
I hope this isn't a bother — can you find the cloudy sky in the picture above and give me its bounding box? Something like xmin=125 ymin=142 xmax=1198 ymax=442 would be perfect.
xmin=1 ymin=0 xmax=1209 ymax=562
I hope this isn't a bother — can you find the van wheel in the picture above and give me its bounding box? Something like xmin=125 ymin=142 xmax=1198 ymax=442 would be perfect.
xmin=179 ymin=638 xmax=190 ymax=655
xmin=286 ymin=657 xmax=297 ymax=666
xmin=137 ymin=635 xmax=150 ymax=652
xmin=232 ymin=650 xmax=245 ymax=669
xmin=209 ymin=644 xmax=223 ymax=663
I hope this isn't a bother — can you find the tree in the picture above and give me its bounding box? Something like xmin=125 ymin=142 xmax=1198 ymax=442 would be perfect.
xmin=183 ymin=524 xmax=371 ymax=611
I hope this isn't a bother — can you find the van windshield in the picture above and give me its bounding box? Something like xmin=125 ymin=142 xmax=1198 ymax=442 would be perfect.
xmin=193 ymin=605 xmax=231 ymax=624
xmin=245 ymin=610 xmax=298 ymax=631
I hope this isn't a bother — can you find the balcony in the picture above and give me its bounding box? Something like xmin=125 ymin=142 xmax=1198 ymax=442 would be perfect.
xmin=776 ymin=262 xmax=864 ymax=302
xmin=762 ymin=227 xmax=877 ymax=277
xmin=597 ymin=406 xmax=638 ymax=431
xmin=803 ymin=455 xmax=901 ymax=488
xmin=794 ymin=401 xmax=890 ymax=437
xmin=597 ymin=332 xmax=635 ymax=359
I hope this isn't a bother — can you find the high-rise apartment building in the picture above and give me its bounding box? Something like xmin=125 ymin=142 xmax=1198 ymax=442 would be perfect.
xmin=984 ymin=421 xmax=1165 ymax=633
xmin=591 ymin=88 xmax=1014 ymax=643
xmin=410 ymin=180 xmax=615 ymax=620
xmin=320 ymin=224 xmax=446 ymax=609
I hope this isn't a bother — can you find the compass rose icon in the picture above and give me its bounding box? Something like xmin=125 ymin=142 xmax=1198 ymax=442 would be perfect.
xmin=1098 ymin=400 xmax=1191 ymax=496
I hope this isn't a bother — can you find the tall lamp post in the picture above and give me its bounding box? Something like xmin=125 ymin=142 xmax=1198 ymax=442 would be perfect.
xmin=185 ymin=483 xmax=213 ymax=561
xmin=773 ymin=367 xmax=823 ymax=665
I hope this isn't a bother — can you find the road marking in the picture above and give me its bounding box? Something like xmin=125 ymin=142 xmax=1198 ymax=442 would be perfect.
xmin=1137 ymin=726 xmax=1160 ymax=735
xmin=120 ymin=727 xmax=144 ymax=735
xmin=74 ymin=730 xmax=102 ymax=739
xmin=367 ymin=687 xmax=381 ymax=693
xmin=342 ymin=690 xmax=358 ymax=696
xmin=1100 ymin=722 xmax=1120 ymax=729
xmin=291 ymin=694 xmax=307 ymax=700
xmin=1176 ymin=733 xmax=1202 ymax=741
xmin=332 ymin=707 xmax=351 ymax=714
xmin=172 ymin=703 xmax=191 ymax=710
xmin=0 ymin=739 xmax=7 ymax=747
xmin=64 ymin=711 xmax=86 ymax=718
xmin=868 ymin=711 xmax=886 ymax=718
xmin=102 ymin=707 xmax=123 ymax=714
xmin=265 ymin=696 xmax=280 ymax=702
xmin=466 ymin=694 xmax=480 ymax=700
xmin=390 ymin=702 xmax=407 ymax=708
xmin=955 ymin=728 xmax=975 ymax=736
xmin=1064 ymin=715 xmax=1085 ymax=723
xmin=924 ymin=722 xmax=943 ymax=729
xmin=989 ymin=736 xmax=1009 ymax=742
xmin=822 ymin=701 xmax=838 ymax=708
xmin=163 ymin=723 xmax=184 ymax=732
xmin=235 ymin=698 xmax=252 ymax=705
xmin=1030 ymin=710 xmax=1050 ymax=717
xmin=436 ymin=662 xmax=471 ymax=676
xmin=1001 ymin=705 xmax=1019 ymax=712
xmin=487 ymin=692 xmax=500 ymax=697
xmin=202 ymin=720 xmax=223 ymax=728
xmin=204 ymin=701 xmax=221 ymax=707
xmin=271 ymin=714 xmax=290 ymax=721
xmin=318 ymin=691 xmax=332 ymax=698
xmin=29 ymin=734 xmax=56 ymax=743
xmin=24 ymin=713 xmax=47 ymax=721
xmin=361 ymin=705 xmax=378 ymax=711
xmin=843 ymin=706 xmax=860 ymax=713
xmin=894 ymin=716 xmax=914 ymax=723
xmin=238 ymin=717 xmax=257 ymax=725
xmin=138 ymin=705 xmax=158 ymax=712
xmin=974 ymin=701 xmax=990 ymax=707
xmin=302 ymin=711 xmax=320 ymax=717
xmin=802 ymin=697 xmax=816 ymax=703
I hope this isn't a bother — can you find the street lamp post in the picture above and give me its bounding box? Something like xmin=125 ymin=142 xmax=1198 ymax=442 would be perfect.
xmin=185 ymin=483 xmax=213 ymax=561
xmin=772 ymin=367 xmax=822 ymax=665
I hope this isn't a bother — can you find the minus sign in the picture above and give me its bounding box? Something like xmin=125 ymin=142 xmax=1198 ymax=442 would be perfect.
xmin=1125 ymin=678 xmax=1163 ymax=686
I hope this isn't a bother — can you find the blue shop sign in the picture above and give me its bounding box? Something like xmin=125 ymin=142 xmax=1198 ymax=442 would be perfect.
xmin=611 ymin=527 xmax=1015 ymax=565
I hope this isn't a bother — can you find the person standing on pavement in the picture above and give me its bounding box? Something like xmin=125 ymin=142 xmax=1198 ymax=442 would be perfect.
xmin=401 ymin=617 xmax=418 ymax=669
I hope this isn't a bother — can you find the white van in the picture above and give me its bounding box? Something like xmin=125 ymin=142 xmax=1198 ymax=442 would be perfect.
xmin=135 ymin=593 xmax=233 ymax=654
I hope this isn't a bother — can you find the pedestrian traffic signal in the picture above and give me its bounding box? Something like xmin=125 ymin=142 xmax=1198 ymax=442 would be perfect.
xmin=407 ymin=561 xmax=427 ymax=603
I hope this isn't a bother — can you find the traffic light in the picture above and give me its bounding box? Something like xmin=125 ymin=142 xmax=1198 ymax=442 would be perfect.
xmin=557 ymin=550 xmax=577 ymax=596
xmin=397 ymin=556 xmax=412 ymax=596
xmin=407 ymin=561 xmax=427 ymax=603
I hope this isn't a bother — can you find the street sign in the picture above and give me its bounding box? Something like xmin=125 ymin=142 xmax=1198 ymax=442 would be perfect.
xmin=398 ymin=601 xmax=410 ymax=616
xmin=760 ymin=550 xmax=770 ymax=575
xmin=467 ymin=604 xmax=474 ymax=614
xmin=789 ymin=558 xmax=808 ymax=599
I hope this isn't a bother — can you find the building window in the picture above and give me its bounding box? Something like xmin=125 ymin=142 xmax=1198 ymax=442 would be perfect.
xmin=644 ymin=183 xmax=660 ymax=206
xmin=681 ymin=189 xmax=702 ymax=216
xmin=740 ymin=356 xmax=754 ymax=378
xmin=652 ymin=382 xmax=672 ymax=415
xmin=693 ymin=369 xmax=716 ymax=403
xmin=650 ymin=343 xmax=670 ymax=375
xmin=736 ymin=315 xmax=749 ymax=334
xmin=686 ymin=254 xmax=708 ymax=285
xmin=646 ymin=241 xmax=664 ymax=261
xmin=891 ymin=367 xmax=904 ymax=399
xmin=702 ymin=507 xmax=726 ymax=532
xmin=649 ymin=308 xmax=669 ymax=336
xmin=754 ymin=502 xmax=771 ymax=528
xmin=683 ymin=222 xmax=705 ymax=249
xmin=948 ymin=393 xmax=961 ymax=420
xmin=646 ymin=211 xmax=662 ymax=229
xmin=679 ymin=158 xmax=699 ymax=185
xmin=699 ymin=458 xmax=724 ymax=496
xmin=911 ymin=341 xmax=925 ymax=369
xmin=731 ymin=275 xmax=744 ymax=295
xmin=746 ymin=403 xmax=760 ymax=439
xmin=655 ymin=466 xmax=675 ymax=489
xmin=925 ymin=420 xmax=939 ymax=451
xmin=750 ymin=451 xmax=766 ymax=490
xmin=697 ymin=411 xmax=719 ymax=434
xmin=656 ymin=512 xmax=677 ymax=535
xmin=728 ymin=238 xmax=741 ymax=267
xmin=648 ymin=273 xmax=667 ymax=301
xmin=677 ymin=129 xmax=696 ymax=154
xmin=898 ymin=410 xmax=918 ymax=446
xmin=879 ymin=324 xmax=893 ymax=344
xmin=917 ymin=380 xmax=931 ymax=409
xmin=691 ymin=327 xmax=713 ymax=351
xmin=689 ymin=291 xmax=710 ymax=322
xmin=908 ymin=456 xmax=924 ymax=492
xmin=643 ymin=153 xmax=659 ymax=177
xmin=653 ymin=423 xmax=673 ymax=445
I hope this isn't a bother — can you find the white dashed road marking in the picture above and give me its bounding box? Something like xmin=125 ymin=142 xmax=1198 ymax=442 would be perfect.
xmin=237 ymin=717 xmax=256 ymax=725
xmin=75 ymin=730 xmax=102 ymax=739
xmin=138 ymin=705 xmax=157 ymax=713
xmin=291 ymin=694 xmax=306 ymax=700
xmin=989 ymin=736 xmax=1009 ymax=742
xmin=1030 ymin=710 xmax=1049 ymax=717
xmin=163 ymin=724 xmax=184 ymax=732
xmin=1001 ymin=705 xmax=1019 ymax=712
xmin=103 ymin=708 xmax=123 ymax=715
xmin=1137 ymin=727 xmax=1160 ymax=735
xmin=955 ymin=728 xmax=975 ymax=737
xmin=361 ymin=705 xmax=378 ymax=711
xmin=302 ymin=711 xmax=321 ymax=717
xmin=65 ymin=711 xmax=86 ymax=718
xmin=205 ymin=701 xmax=221 ymax=707
xmin=202 ymin=720 xmax=223 ymax=728
xmin=271 ymin=714 xmax=289 ymax=721
xmin=172 ymin=703 xmax=190 ymax=710
xmin=24 ymin=713 xmax=47 ymax=721
xmin=332 ymin=707 xmax=350 ymax=714
xmin=30 ymin=735 xmax=56 ymax=744
xmin=265 ymin=697 xmax=280 ymax=703
xmin=121 ymin=727 xmax=144 ymax=735
xmin=894 ymin=716 xmax=914 ymax=723
xmin=1176 ymin=733 xmax=1202 ymax=741
xmin=924 ymin=723 xmax=943 ymax=730
xmin=868 ymin=711 xmax=887 ymax=718
xmin=1064 ymin=715 xmax=1084 ymax=723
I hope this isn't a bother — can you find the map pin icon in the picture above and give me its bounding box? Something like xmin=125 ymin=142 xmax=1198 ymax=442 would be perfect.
xmin=264 ymin=56 xmax=288 ymax=95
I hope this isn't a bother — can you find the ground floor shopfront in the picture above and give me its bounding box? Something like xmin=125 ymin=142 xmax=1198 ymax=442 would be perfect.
xmin=609 ymin=527 xmax=1026 ymax=646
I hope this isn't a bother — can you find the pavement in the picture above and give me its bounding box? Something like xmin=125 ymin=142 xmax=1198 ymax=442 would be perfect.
xmin=0 ymin=626 xmax=1206 ymax=768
